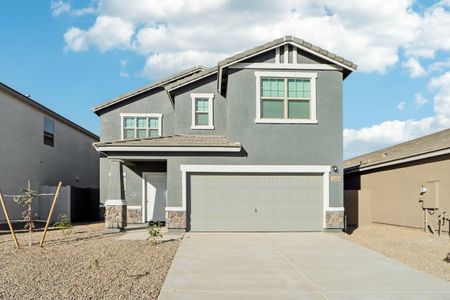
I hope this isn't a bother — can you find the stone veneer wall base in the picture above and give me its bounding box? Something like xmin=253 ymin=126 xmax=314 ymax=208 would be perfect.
xmin=326 ymin=210 xmax=344 ymax=229
xmin=166 ymin=211 xmax=187 ymax=232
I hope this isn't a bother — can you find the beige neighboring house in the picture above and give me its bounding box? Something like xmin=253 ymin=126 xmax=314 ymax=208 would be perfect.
xmin=344 ymin=128 xmax=450 ymax=232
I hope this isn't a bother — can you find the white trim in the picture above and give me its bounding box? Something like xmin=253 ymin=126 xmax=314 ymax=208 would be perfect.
xmin=275 ymin=47 xmax=280 ymax=63
xmin=180 ymin=165 xmax=330 ymax=173
xmin=293 ymin=47 xmax=298 ymax=64
xmin=190 ymin=93 xmax=215 ymax=130
xmin=142 ymin=172 xmax=167 ymax=223
xmin=345 ymin=148 xmax=450 ymax=174
xmin=220 ymin=41 xmax=356 ymax=72
xmin=229 ymin=63 xmax=341 ymax=70
xmin=283 ymin=44 xmax=289 ymax=64
xmin=120 ymin=113 xmax=163 ymax=140
xmin=127 ymin=205 xmax=141 ymax=209
xmin=97 ymin=146 xmax=241 ymax=152
xmin=167 ymin=70 xmax=218 ymax=92
xmin=105 ymin=199 xmax=127 ymax=206
xmin=177 ymin=164 xmax=332 ymax=228
xmin=255 ymin=71 xmax=318 ymax=124
xmin=326 ymin=207 xmax=344 ymax=211
xmin=254 ymin=118 xmax=318 ymax=124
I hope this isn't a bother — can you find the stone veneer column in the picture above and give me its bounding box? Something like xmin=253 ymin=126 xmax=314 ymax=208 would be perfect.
xmin=325 ymin=208 xmax=344 ymax=230
xmin=105 ymin=159 xmax=127 ymax=232
xmin=166 ymin=211 xmax=186 ymax=232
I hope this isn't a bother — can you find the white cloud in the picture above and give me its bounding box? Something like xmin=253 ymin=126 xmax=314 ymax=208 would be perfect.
xmin=120 ymin=59 xmax=128 ymax=67
xmin=62 ymin=0 xmax=428 ymax=77
xmin=50 ymin=0 xmax=97 ymax=17
xmin=142 ymin=51 xmax=226 ymax=79
xmin=405 ymin=1 xmax=450 ymax=58
xmin=119 ymin=71 xmax=129 ymax=78
xmin=344 ymin=72 xmax=450 ymax=158
xmin=51 ymin=0 xmax=71 ymax=17
xmin=397 ymin=101 xmax=406 ymax=111
xmin=414 ymin=93 xmax=428 ymax=107
xmin=402 ymin=57 xmax=426 ymax=78
xmin=64 ymin=16 xmax=134 ymax=52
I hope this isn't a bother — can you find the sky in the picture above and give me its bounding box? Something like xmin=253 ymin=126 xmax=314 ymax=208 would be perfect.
xmin=1 ymin=0 xmax=450 ymax=159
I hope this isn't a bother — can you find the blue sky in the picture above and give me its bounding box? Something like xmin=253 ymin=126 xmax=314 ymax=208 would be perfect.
xmin=1 ymin=0 xmax=449 ymax=158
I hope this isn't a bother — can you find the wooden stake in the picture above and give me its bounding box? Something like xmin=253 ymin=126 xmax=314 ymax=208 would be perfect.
xmin=39 ymin=182 xmax=62 ymax=247
xmin=0 ymin=191 xmax=20 ymax=248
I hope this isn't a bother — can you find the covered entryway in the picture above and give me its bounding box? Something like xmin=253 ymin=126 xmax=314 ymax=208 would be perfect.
xmin=184 ymin=165 xmax=329 ymax=232
xmin=143 ymin=172 xmax=167 ymax=222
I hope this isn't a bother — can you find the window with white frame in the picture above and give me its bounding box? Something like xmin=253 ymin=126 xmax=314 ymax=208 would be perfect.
xmin=191 ymin=93 xmax=214 ymax=129
xmin=120 ymin=113 xmax=162 ymax=139
xmin=255 ymin=71 xmax=317 ymax=123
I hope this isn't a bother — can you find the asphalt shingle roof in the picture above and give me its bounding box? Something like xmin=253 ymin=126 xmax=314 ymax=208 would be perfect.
xmin=345 ymin=128 xmax=450 ymax=170
xmin=95 ymin=134 xmax=241 ymax=148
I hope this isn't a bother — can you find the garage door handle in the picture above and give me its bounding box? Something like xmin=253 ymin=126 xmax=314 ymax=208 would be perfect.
xmin=255 ymin=208 xmax=257 ymax=213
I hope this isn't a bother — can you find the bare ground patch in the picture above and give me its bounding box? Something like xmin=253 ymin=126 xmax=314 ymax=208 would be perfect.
xmin=0 ymin=223 xmax=179 ymax=299
xmin=339 ymin=223 xmax=450 ymax=281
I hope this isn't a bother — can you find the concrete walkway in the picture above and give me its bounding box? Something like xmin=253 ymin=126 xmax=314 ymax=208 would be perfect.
xmin=159 ymin=233 xmax=450 ymax=299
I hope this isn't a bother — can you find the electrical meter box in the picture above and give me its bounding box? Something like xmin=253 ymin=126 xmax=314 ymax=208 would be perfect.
xmin=419 ymin=180 xmax=439 ymax=209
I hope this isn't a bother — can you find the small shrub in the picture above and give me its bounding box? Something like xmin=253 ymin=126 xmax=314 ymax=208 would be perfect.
xmin=89 ymin=258 xmax=100 ymax=269
xmin=54 ymin=215 xmax=72 ymax=235
xmin=147 ymin=222 xmax=163 ymax=245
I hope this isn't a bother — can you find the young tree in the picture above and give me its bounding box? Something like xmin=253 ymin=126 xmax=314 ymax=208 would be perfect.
xmin=13 ymin=181 xmax=39 ymax=247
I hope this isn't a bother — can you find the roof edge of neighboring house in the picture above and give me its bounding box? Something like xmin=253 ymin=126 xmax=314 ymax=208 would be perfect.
xmin=0 ymin=82 xmax=99 ymax=141
xmin=92 ymin=65 xmax=206 ymax=114
xmin=344 ymin=128 xmax=450 ymax=174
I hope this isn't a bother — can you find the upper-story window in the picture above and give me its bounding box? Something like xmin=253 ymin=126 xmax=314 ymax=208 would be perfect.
xmin=43 ymin=117 xmax=55 ymax=147
xmin=191 ymin=93 xmax=214 ymax=130
xmin=120 ymin=113 xmax=162 ymax=139
xmin=255 ymin=71 xmax=317 ymax=124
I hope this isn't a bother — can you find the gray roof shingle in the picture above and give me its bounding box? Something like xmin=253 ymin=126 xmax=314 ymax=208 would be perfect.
xmin=95 ymin=134 xmax=241 ymax=148
xmin=345 ymin=128 xmax=450 ymax=171
xmin=218 ymin=36 xmax=358 ymax=70
xmin=92 ymin=65 xmax=206 ymax=113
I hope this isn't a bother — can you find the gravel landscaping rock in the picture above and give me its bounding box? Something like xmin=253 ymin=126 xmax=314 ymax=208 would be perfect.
xmin=339 ymin=223 xmax=450 ymax=281
xmin=0 ymin=223 xmax=180 ymax=299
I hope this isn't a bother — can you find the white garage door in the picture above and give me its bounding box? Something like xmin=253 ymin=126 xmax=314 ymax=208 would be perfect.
xmin=189 ymin=173 xmax=323 ymax=231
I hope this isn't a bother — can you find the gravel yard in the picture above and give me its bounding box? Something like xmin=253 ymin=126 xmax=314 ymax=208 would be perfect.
xmin=0 ymin=223 xmax=180 ymax=299
xmin=340 ymin=223 xmax=450 ymax=281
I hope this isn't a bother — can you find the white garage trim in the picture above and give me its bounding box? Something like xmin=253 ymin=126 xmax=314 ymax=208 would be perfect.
xmin=165 ymin=164 xmax=332 ymax=228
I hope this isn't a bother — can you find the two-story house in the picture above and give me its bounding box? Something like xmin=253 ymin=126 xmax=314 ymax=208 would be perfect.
xmin=0 ymin=82 xmax=99 ymax=222
xmin=93 ymin=36 xmax=357 ymax=232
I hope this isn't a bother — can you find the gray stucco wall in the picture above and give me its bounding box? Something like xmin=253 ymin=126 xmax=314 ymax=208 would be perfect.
xmin=98 ymin=49 xmax=344 ymax=210
xmin=0 ymin=88 xmax=99 ymax=221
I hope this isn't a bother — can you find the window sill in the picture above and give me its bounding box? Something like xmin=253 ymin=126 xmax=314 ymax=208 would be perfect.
xmin=255 ymin=118 xmax=318 ymax=124
xmin=191 ymin=125 xmax=215 ymax=130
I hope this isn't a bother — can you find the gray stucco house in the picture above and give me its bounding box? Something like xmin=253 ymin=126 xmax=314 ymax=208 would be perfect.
xmin=93 ymin=36 xmax=357 ymax=232
xmin=0 ymin=82 xmax=99 ymax=221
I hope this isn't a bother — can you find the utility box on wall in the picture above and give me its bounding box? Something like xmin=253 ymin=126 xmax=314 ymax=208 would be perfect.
xmin=419 ymin=180 xmax=439 ymax=209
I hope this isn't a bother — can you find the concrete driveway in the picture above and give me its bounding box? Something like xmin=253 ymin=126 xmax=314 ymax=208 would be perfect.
xmin=159 ymin=233 xmax=450 ymax=299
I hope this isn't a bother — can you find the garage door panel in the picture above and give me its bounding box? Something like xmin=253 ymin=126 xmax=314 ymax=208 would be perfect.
xmin=189 ymin=173 xmax=323 ymax=231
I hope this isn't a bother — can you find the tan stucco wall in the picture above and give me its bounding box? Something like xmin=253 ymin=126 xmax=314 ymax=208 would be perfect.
xmin=345 ymin=155 xmax=450 ymax=231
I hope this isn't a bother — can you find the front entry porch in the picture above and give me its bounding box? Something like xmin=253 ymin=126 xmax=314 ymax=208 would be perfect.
xmin=104 ymin=159 xmax=169 ymax=232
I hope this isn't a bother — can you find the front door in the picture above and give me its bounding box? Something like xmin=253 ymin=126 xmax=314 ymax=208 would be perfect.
xmin=144 ymin=173 xmax=167 ymax=222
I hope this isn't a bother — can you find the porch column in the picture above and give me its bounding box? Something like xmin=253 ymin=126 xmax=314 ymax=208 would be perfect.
xmin=105 ymin=159 xmax=127 ymax=232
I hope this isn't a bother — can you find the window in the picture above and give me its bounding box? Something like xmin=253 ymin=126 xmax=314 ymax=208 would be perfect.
xmin=43 ymin=117 xmax=55 ymax=147
xmin=255 ymin=71 xmax=317 ymax=124
xmin=120 ymin=113 xmax=162 ymax=139
xmin=191 ymin=93 xmax=214 ymax=129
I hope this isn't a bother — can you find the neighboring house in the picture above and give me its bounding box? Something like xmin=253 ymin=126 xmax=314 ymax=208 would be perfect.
xmin=344 ymin=129 xmax=450 ymax=231
xmin=93 ymin=36 xmax=357 ymax=232
xmin=0 ymin=82 xmax=99 ymax=222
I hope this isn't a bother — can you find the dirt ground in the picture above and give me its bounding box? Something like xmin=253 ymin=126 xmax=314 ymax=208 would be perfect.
xmin=339 ymin=223 xmax=450 ymax=281
xmin=0 ymin=223 xmax=180 ymax=299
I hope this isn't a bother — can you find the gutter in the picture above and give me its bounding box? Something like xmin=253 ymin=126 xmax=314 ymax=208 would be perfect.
xmin=344 ymin=147 xmax=450 ymax=174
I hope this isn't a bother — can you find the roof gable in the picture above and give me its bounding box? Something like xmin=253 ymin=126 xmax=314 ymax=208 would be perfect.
xmin=93 ymin=65 xmax=206 ymax=114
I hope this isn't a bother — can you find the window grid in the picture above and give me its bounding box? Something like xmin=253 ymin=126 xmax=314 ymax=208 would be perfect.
xmin=123 ymin=116 xmax=160 ymax=139
xmin=260 ymin=77 xmax=311 ymax=119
